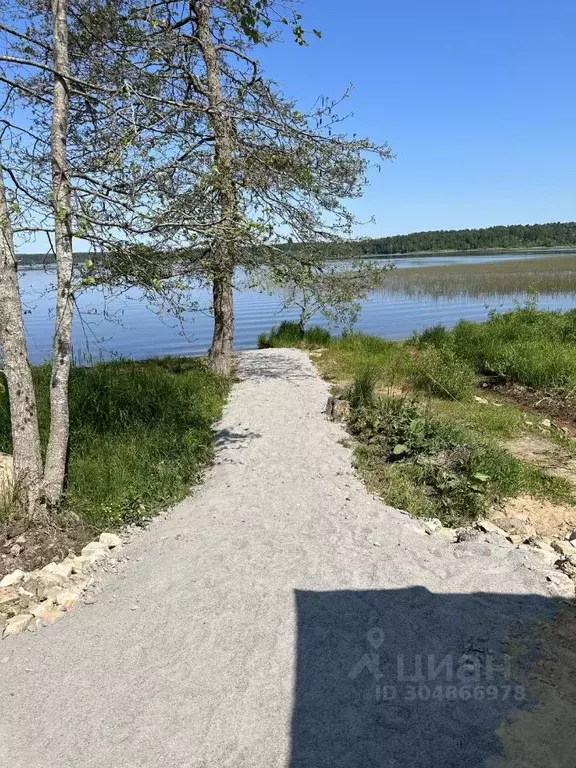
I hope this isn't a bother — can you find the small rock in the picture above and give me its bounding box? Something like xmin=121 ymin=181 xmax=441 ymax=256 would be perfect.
xmin=0 ymin=570 xmax=25 ymax=588
xmin=474 ymin=396 xmax=489 ymax=404
xmin=567 ymin=529 xmax=576 ymax=544
xmin=545 ymin=571 xmax=574 ymax=597
xmin=0 ymin=587 xmax=21 ymax=609
xmin=45 ymin=586 xmax=64 ymax=603
xmin=54 ymin=590 xmax=79 ymax=610
xmin=526 ymin=537 xmax=556 ymax=554
xmin=22 ymin=572 xmax=66 ymax=601
xmin=70 ymin=556 xmax=90 ymax=574
xmin=3 ymin=613 xmax=33 ymax=637
xmin=81 ymin=541 xmax=110 ymax=562
xmin=507 ymin=534 xmax=525 ymax=546
xmin=541 ymin=418 xmax=552 ymax=429
xmin=99 ymin=532 xmax=122 ymax=549
xmin=475 ymin=520 xmax=507 ymax=537
xmin=552 ymin=540 xmax=575 ymax=557
xmin=326 ymin=397 xmax=350 ymax=422
xmin=43 ymin=561 xmax=74 ymax=579
xmin=540 ymin=551 xmax=559 ymax=566
xmin=558 ymin=561 xmax=576 ymax=579
xmin=9 ymin=544 xmax=21 ymax=557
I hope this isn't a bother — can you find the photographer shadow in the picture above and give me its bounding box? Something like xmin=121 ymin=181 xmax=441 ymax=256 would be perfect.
xmin=290 ymin=587 xmax=571 ymax=768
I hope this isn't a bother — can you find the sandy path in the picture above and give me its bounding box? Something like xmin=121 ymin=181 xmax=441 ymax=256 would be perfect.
xmin=0 ymin=349 xmax=572 ymax=767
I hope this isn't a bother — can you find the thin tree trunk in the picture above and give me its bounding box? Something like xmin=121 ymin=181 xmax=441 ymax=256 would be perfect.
xmin=194 ymin=0 xmax=237 ymax=376
xmin=208 ymin=264 xmax=235 ymax=375
xmin=44 ymin=0 xmax=74 ymax=505
xmin=0 ymin=168 xmax=44 ymax=516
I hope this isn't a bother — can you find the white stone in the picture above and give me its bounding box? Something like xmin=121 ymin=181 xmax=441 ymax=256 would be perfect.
xmin=476 ymin=520 xmax=507 ymax=537
xmin=541 ymin=418 xmax=552 ymax=429
xmin=54 ymin=590 xmax=80 ymax=610
xmin=531 ymin=538 xmax=556 ymax=554
xmin=99 ymin=532 xmax=122 ymax=549
xmin=3 ymin=613 xmax=33 ymax=637
xmin=552 ymin=540 xmax=575 ymax=558
xmin=71 ymin=556 xmax=90 ymax=574
xmin=42 ymin=561 xmax=74 ymax=579
xmin=81 ymin=541 xmax=110 ymax=561
xmin=0 ymin=570 xmax=25 ymax=588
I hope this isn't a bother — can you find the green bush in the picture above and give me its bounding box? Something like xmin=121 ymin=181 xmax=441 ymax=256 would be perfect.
xmin=348 ymin=393 xmax=574 ymax=526
xmin=349 ymin=366 xmax=379 ymax=409
xmin=258 ymin=321 xmax=331 ymax=349
xmin=410 ymin=347 xmax=477 ymax=400
xmin=416 ymin=308 xmax=576 ymax=392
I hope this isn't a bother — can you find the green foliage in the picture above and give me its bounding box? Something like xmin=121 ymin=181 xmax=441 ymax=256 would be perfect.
xmin=348 ymin=395 xmax=574 ymax=526
xmin=410 ymin=347 xmax=477 ymax=401
xmin=349 ymin=366 xmax=378 ymax=409
xmin=0 ymin=358 xmax=229 ymax=530
xmin=258 ymin=321 xmax=331 ymax=348
xmin=416 ymin=307 xmax=576 ymax=393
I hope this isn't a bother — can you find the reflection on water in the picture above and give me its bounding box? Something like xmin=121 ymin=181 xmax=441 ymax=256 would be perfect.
xmin=18 ymin=252 xmax=576 ymax=364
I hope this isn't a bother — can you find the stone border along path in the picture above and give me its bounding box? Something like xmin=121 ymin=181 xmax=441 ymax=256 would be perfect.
xmin=0 ymin=348 xmax=573 ymax=768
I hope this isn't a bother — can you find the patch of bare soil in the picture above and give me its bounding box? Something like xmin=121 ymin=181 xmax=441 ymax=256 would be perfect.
xmin=488 ymin=603 xmax=576 ymax=768
xmin=0 ymin=515 xmax=91 ymax=579
xmin=505 ymin=435 xmax=576 ymax=484
xmin=483 ymin=380 xmax=576 ymax=436
xmin=491 ymin=495 xmax=576 ymax=540
xmin=488 ymin=436 xmax=576 ymax=540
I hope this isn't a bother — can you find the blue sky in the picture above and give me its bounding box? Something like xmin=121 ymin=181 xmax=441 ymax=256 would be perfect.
xmin=260 ymin=0 xmax=576 ymax=237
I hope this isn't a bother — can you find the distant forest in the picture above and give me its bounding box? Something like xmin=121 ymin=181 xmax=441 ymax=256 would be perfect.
xmin=355 ymin=221 xmax=576 ymax=255
xmin=17 ymin=221 xmax=576 ymax=265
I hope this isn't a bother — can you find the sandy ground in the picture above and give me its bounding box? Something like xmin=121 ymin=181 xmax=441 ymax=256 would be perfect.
xmin=0 ymin=349 xmax=574 ymax=767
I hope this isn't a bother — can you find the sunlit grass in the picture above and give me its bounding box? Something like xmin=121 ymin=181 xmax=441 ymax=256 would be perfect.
xmin=0 ymin=357 xmax=229 ymax=530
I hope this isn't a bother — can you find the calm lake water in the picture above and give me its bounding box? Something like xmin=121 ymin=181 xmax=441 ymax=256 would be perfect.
xmin=19 ymin=251 xmax=576 ymax=364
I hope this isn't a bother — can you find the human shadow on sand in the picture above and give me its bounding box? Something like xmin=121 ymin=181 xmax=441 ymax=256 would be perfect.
xmin=290 ymin=587 xmax=569 ymax=768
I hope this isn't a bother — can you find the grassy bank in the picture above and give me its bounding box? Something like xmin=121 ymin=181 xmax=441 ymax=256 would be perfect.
xmin=259 ymin=310 xmax=576 ymax=526
xmin=0 ymin=357 xmax=229 ymax=535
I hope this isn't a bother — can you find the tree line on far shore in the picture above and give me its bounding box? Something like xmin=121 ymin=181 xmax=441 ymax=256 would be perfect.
xmin=354 ymin=221 xmax=576 ymax=255
xmin=17 ymin=221 xmax=576 ymax=268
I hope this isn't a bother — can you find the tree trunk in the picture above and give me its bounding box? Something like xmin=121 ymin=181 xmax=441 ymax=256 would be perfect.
xmin=207 ymin=264 xmax=235 ymax=375
xmin=43 ymin=0 xmax=74 ymax=505
xmin=194 ymin=0 xmax=237 ymax=376
xmin=0 ymin=168 xmax=44 ymax=516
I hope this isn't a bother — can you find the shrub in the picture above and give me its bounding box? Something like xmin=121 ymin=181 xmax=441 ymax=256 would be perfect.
xmin=416 ymin=308 xmax=576 ymax=393
xmin=349 ymin=366 xmax=378 ymax=410
xmin=412 ymin=324 xmax=449 ymax=347
xmin=410 ymin=347 xmax=477 ymax=401
xmin=258 ymin=321 xmax=331 ymax=348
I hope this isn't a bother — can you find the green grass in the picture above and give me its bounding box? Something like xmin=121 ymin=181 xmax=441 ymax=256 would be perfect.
xmin=0 ymin=357 xmax=229 ymax=530
xmin=414 ymin=306 xmax=576 ymax=393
